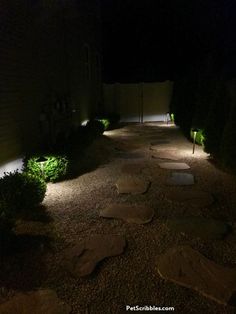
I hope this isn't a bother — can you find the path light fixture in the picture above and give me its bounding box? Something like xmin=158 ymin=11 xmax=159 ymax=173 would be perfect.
xmin=192 ymin=128 xmax=199 ymax=154
xmin=36 ymin=156 xmax=48 ymax=178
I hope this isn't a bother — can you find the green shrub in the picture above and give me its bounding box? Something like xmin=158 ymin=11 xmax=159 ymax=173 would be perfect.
xmin=99 ymin=119 xmax=110 ymax=130
xmin=202 ymin=79 xmax=230 ymax=156
xmin=190 ymin=128 xmax=205 ymax=146
xmin=24 ymin=155 xmax=69 ymax=182
xmin=86 ymin=119 xmax=105 ymax=136
xmin=0 ymin=172 xmax=46 ymax=218
xmin=220 ymin=104 xmax=236 ymax=170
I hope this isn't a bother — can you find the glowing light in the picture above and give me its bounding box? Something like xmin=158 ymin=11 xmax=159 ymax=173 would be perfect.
xmin=81 ymin=120 xmax=89 ymax=126
xmin=0 ymin=158 xmax=23 ymax=178
xmin=192 ymin=128 xmax=199 ymax=154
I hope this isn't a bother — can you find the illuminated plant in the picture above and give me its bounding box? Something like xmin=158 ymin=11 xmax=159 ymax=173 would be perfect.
xmin=190 ymin=128 xmax=205 ymax=146
xmin=0 ymin=171 xmax=46 ymax=218
xmin=24 ymin=155 xmax=69 ymax=183
xmin=99 ymin=119 xmax=110 ymax=130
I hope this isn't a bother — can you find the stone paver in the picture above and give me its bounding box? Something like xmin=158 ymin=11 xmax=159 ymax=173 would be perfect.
xmin=100 ymin=203 xmax=154 ymax=224
xmin=0 ymin=289 xmax=71 ymax=314
xmin=151 ymin=152 xmax=179 ymax=161
xmin=158 ymin=162 xmax=190 ymax=170
xmin=167 ymin=172 xmax=194 ymax=185
xmin=116 ymin=176 xmax=150 ymax=194
xmin=64 ymin=235 xmax=126 ymax=277
xmin=157 ymin=245 xmax=236 ymax=305
xmin=166 ymin=217 xmax=231 ymax=239
xmin=165 ymin=190 xmax=214 ymax=207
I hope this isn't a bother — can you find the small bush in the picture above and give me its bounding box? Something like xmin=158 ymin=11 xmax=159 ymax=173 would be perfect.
xmin=99 ymin=119 xmax=110 ymax=130
xmin=0 ymin=172 xmax=46 ymax=218
xmin=24 ymin=155 xmax=69 ymax=182
xmin=86 ymin=119 xmax=105 ymax=136
xmin=190 ymin=128 xmax=205 ymax=146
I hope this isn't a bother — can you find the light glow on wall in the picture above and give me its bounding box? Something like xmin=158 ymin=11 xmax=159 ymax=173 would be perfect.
xmin=81 ymin=120 xmax=89 ymax=126
xmin=0 ymin=158 xmax=23 ymax=178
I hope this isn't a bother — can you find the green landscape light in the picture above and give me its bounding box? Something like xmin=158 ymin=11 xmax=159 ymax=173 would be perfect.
xmin=36 ymin=156 xmax=48 ymax=177
xmin=192 ymin=128 xmax=199 ymax=154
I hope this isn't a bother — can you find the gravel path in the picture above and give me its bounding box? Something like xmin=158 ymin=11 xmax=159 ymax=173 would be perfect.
xmin=2 ymin=122 xmax=236 ymax=314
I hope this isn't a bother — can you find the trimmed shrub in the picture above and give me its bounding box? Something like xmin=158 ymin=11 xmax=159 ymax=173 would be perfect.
xmin=24 ymin=155 xmax=69 ymax=182
xmin=0 ymin=172 xmax=46 ymax=218
xmin=221 ymin=103 xmax=236 ymax=170
xmin=99 ymin=119 xmax=110 ymax=130
xmin=86 ymin=119 xmax=105 ymax=136
xmin=203 ymin=79 xmax=230 ymax=156
xmin=170 ymin=77 xmax=197 ymax=137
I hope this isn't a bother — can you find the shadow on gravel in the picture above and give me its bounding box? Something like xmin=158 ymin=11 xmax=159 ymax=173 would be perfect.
xmin=0 ymin=233 xmax=51 ymax=290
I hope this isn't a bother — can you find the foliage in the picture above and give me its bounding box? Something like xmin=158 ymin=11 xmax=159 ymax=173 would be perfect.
xmin=24 ymin=155 xmax=69 ymax=182
xmin=0 ymin=171 xmax=46 ymax=219
xmin=86 ymin=119 xmax=105 ymax=136
xmin=170 ymin=77 xmax=197 ymax=137
xmin=99 ymin=119 xmax=110 ymax=130
xmin=203 ymin=79 xmax=230 ymax=156
xmin=190 ymin=129 xmax=205 ymax=146
xmin=221 ymin=103 xmax=236 ymax=170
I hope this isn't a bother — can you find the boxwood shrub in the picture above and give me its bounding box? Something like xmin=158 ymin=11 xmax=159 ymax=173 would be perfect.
xmin=86 ymin=119 xmax=105 ymax=136
xmin=99 ymin=119 xmax=110 ymax=130
xmin=0 ymin=171 xmax=46 ymax=219
xmin=24 ymin=154 xmax=69 ymax=182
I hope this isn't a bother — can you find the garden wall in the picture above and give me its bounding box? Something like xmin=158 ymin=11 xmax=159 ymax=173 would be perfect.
xmin=0 ymin=0 xmax=102 ymax=165
xmin=103 ymin=81 xmax=173 ymax=122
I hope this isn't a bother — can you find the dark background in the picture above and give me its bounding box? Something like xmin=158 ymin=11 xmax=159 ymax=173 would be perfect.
xmin=101 ymin=0 xmax=236 ymax=83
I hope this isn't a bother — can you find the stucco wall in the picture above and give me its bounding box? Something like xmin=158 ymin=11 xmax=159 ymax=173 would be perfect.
xmin=0 ymin=0 xmax=102 ymax=165
xmin=103 ymin=81 xmax=173 ymax=122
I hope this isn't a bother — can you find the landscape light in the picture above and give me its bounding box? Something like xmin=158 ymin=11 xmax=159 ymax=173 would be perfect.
xmin=36 ymin=156 xmax=48 ymax=177
xmin=192 ymin=128 xmax=199 ymax=154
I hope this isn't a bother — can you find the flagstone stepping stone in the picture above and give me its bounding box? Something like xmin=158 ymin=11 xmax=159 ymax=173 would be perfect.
xmin=157 ymin=245 xmax=236 ymax=305
xmin=64 ymin=235 xmax=126 ymax=277
xmin=167 ymin=172 xmax=194 ymax=186
xmin=100 ymin=204 xmax=154 ymax=224
xmin=149 ymin=146 xmax=175 ymax=151
xmin=165 ymin=190 xmax=214 ymax=207
xmin=116 ymin=176 xmax=150 ymax=194
xmin=0 ymin=289 xmax=71 ymax=314
xmin=166 ymin=217 xmax=231 ymax=239
xmin=158 ymin=162 xmax=190 ymax=170
xmin=151 ymin=152 xmax=179 ymax=161
xmin=121 ymin=163 xmax=146 ymax=175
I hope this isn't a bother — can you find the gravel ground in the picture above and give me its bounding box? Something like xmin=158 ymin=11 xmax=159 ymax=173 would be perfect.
xmin=1 ymin=122 xmax=236 ymax=314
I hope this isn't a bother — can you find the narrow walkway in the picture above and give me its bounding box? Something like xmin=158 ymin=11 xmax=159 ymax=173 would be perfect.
xmin=3 ymin=123 xmax=236 ymax=314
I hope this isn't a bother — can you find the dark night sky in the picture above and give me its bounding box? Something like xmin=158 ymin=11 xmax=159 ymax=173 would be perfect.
xmin=101 ymin=0 xmax=236 ymax=83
